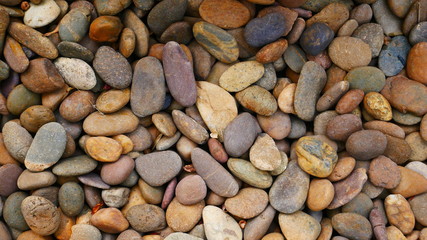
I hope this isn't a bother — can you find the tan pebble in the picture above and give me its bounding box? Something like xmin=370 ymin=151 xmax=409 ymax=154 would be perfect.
xmin=317 ymin=218 xmax=333 ymax=240
xmin=121 ymin=185 xmax=147 ymax=216
xmin=54 ymin=209 xmax=74 ymax=240
xmin=338 ymin=19 xmax=359 ymax=36
xmin=277 ymin=83 xmax=296 ymax=114
xmin=307 ymin=179 xmax=335 ymax=211
xmin=17 ymin=230 xmax=53 ymax=240
xmin=96 ymin=88 xmax=130 ymax=114
xmin=328 ymin=156 xmax=356 ymax=182
xmin=90 ymin=208 xmax=129 ymax=234
xmin=273 ymin=77 xmax=291 ymax=99
xmin=152 ymin=112 xmax=177 ymax=137
xmin=250 ymin=133 xmax=281 ymax=171
xmin=386 ymin=226 xmax=407 ymax=240
xmin=86 ymin=137 xmax=123 ymax=162
xmin=256 ymin=39 xmax=288 ymax=64
xmin=261 ymin=232 xmax=285 ymax=240
xmin=385 ymin=194 xmax=415 ymax=234
xmin=112 ymin=135 xmax=134 ymax=154
xmin=176 ymin=136 xmax=197 ymax=161
xmin=219 ymin=61 xmax=265 ymax=92
xmin=363 ymin=92 xmax=392 ymax=121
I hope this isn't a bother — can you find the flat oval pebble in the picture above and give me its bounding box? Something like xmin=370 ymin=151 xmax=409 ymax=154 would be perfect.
xmin=225 ymin=188 xmax=268 ymax=219
xmin=279 ymin=211 xmax=321 ymax=240
xmin=199 ymin=0 xmax=250 ymax=29
xmin=391 ymin=166 xmax=427 ymax=198
xmin=244 ymin=13 xmax=286 ymax=47
xmin=316 ymin=81 xmax=349 ymax=112
xmin=83 ymin=108 xmax=139 ymax=136
xmin=166 ymin=198 xmax=204 ymax=232
xmin=407 ymin=42 xmax=427 ymax=84
xmin=6 ymin=84 xmax=41 ymax=116
xmin=0 ymin=164 xmax=23 ymax=197
xmin=59 ymin=91 xmax=95 ymax=122
xmin=96 ymin=88 xmax=130 ymax=114
xmin=58 ymin=182 xmax=84 ymax=217
xmin=300 ymin=22 xmax=334 ymax=56
xmin=131 ymin=57 xmax=165 ymax=117
xmin=227 ymin=158 xmax=273 ymax=189
xmin=368 ymin=155 xmax=401 ymax=189
xmin=25 ymin=122 xmax=66 ymax=172
xmin=3 ymin=192 xmax=29 ymax=231
xmin=224 ymin=112 xmax=261 ymax=157
xmin=122 ymin=9 xmax=150 ymax=57
xmin=135 ymin=151 xmax=182 ymax=187
xmin=256 ymin=39 xmax=288 ymax=64
xmin=17 ymin=170 xmax=56 ymax=191
xmin=306 ymin=2 xmax=350 ymax=32
xmin=21 ymin=196 xmax=60 ymax=236
xmin=203 ymin=205 xmax=242 ymax=240
xmin=172 ymin=110 xmax=209 ymax=144
xmin=328 ymin=168 xmax=368 ymax=209
xmin=162 ymin=41 xmax=197 ymax=107
xmin=269 ymin=160 xmax=309 ymax=213
xmin=372 ymin=0 xmax=402 ymax=36
xmin=193 ymin=21 xmax=239 ymax=63
xmin=90 ymin=208 xmax=129 ymax=234
xmin=346 ymin=130 xmax=387 ymax=161
xmin=244 ymin=205 xmax=276 ymax=240
xmin=385 ymin=194 xmax=415 ymax=234
xmin=352 ymin=23 xmax=384 ymax=58
xmin=126 ymin=204 xmax=166 ymax=232
xmin=196 ymin=81 xmax=238 ymax=141
xmin=283 ymin=45 xmax=307 ymax=73
xmin=70 ymin=224 xmax=102 ymax=240
xmin=93 ymin=46 xmax=132 ymax=89
xmin=100 ymin=155 xmax=134 ymax=185
xmin=54 ymin=57 xmax=96 ymax=90
xmin=344 ymin=66 xmax=385 ymax=93
xmin=250 ymin=133 xmax=281 ymax=171
xmin=89 ymin=16 xmax=123 ymax=43
xmin=363 ymin=120 xmax=405 ymax=139
xmin=20 ymin=58 xmax=65 ymax=94
xmin=147 ymin=0 xmax=187 ymax=36
xmin=328 ymin=36 xmax=371 ymax=71
xmin=175 ymin=175 xmax=207 ymax=205
xmin=57 ymin=41 xmax=94 ymax=62
xmin=378 ymin=36 xmax=411 ymax=77
xmin=86 ymin=137 xmax=122 ymax=162
xmin=326 ymin=114 xmax=362 ymax=141
xmin=236 ymin=85 xmax=278 ymax=116
xmin=307 ymin=179 xmax=335 ymax=211
xmin=294 ymin=61 xmax=327 ymax=121
xmin=219 ymin=61 xmax=264 ymax=92
xmin=24 ymin=0 xmax=60 ymax=28
xmin=52 ymin=155 xmax=97 ymax=177
xmin=296 ymin=136 xmax=338 ymax=177
xmin=192 ymin=148 xmax=239 ymax=197
xmin=409 ymin=192 xmax=427 ymax=226
xmin=332 ymin=213 xmax=373 ymax=240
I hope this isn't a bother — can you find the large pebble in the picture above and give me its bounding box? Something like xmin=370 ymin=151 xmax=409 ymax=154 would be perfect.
xmin=407 ymin=42 xmax=427 ymax=85
xmin=225 ymin=188 xmax=268 ymax=219
xmin=70 ymin=224 xmax=102 ymax=240
xmin=294 ymin=61 xmax=327 ymax=121
xmin=199 ymin=0 xmax=250 ymax=29
xmin=192 ymin=148 xmax=239 ymax=197
xmin=269 ymin=160 xmax=309 ymax=213
xmin=352 ymin=23 xmax=384 ymax=58
xmin=307 ymin=179 xmax=335 ymax=211
xmin=21 ymin=196 xmax=60 ymax=236
xmin=326 ymin=114 xmax=362 ymax=141
xmin=224 ymin=112 xmax=261 ymax=157
xmin=369 ymin=156 xmax=401 ymax=189
xmin=257 ymin=111 xmax=291 ymax=140
xmin=3 ymin=192 xmax=29 ymax=231
xmin=244 ymin=13 xmax=286 ymax=47
xmin=283 ymin=44 xmax=307 ymax=73
xmin=58 ymin=182 xmax=84 ymax=217
xmin=176 ymin=175 xmax=207 ymax=205
xmin=17 ymin=170 xmax=56 ymax=191
xmin=54 ymin=57 xmax=97 ymax=90
xmin=296 ymin=136 xmax=338 ymax=177
xmin=372 ymin=0 xmax=402 ymax=36
xmin=0 ymin=164 xmax=23 ymax=197
xmin=342 ymin=192 xmax=373 ymax=218
xmin=147 ymin=0 xmax=187 ymax=36
xmin=52 ymin=155 xmax=97 ymax=177
xmin=86 ymin=136 xmax=122 ymax=162
xmin=172 ymin=110 xmax=209 ymax=144
xmin=227 ymin=158 xmax=273 ymax=189
xmin=279 ymin=211 xmax=321 ymax=240
xmin=328 ymin=168 xmax=368 ymax=209
xmin=300 ymin=22 xmax=334 ymax=56
xmin=203 ymin=205 xmax=242 ymax=240
xmin=344 ymin=66 xmax=385 ymax=93
xmin=346 ymin=130 xmax=387 ymax=161
xmin=385 ymin=194 xmax=415 ymax=234
xmin=89 ymin=16 xmax=123 ymax=43
xmin=306 ymin=3 xmax=350 ymax=32
xmin=23 ymin=0 xmax=60 ymax=28
xmin=126 ymin=204 xmax=166 ymax=232
xmin=2 ymin=121 xmax=33 ymax=163
xmin=122 ymin=9 xmax=149 ymax=57
xmin=83 ymin=108 xmax=139 ymax=136
xmin=250 ymin=133 xmax=281 ymax=171
xmin=328 ymin=36 xmax=371 ymax=71
xmin=90 ymin=208 xmax=129 ymax=234
xmin=101 ymin=155 xmax=134 ymax=185
xmin=20 ymin=58 xmax=65 ymax=94
xmin=235 ymin=85 xmax=278 ymax=116
xmin=58 ymin=8 xmax=90 ymax=42
xmin=59 ymin=91 xmax=95 ymax=122
xmin=25 ymin=122 xmax=66 ymax=172
xmin=162 ymin=41 xmax=197 ymax=107
xmin=219 ymin=61 xmax=264 ymax=92
xmin=6 ymin=84 xmax=40 ymax=116
xmin=131 ymin=57 xmax=165 ymax=117
xmin=409 ymin=192 xmax=427 ymax=226
xmin=378 ymin=36 xmax=411 ymax=77
xmin=93 ymin=46 xmax=132 ymax=89
xmin=57 ymin=41 xmax=94 ymax=63
xmin=135 ymin=151 xmax=182 ymax=187
xmin=409 ymin=22 xmax=427 ymax=45
xmin=96 ymin=88 xmax=130 ymax=114
xmin=196 ymin=81 xmax=238 ymax=141
xmin=193 ymin=21 xmax=239 ymax=63
xmin=381 ymin=75 xmax=427 ymax=117
xmin=332 ymin=213 xmax=373 ymax=240
xmin=166 ymin=198 xmax=204 ymax=232
xmin=391 ymin=166 xmax=427 ymax=198
xmin=244 ymin=205 xmax=276 ymax=240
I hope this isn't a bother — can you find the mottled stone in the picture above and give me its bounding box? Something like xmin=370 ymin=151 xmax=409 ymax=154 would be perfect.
xmin=83 ymin=108 xmax=139 ymax=136
xmin=352 ymin=23 xmax=384 ymax=58
xmin=378 ymin=36 xmax=411 ymax=77
xmin=54 ymin=57 xmax=96 ymax=90
xmin=279 ymin=211 xmax=321 ymax=240
xmin=372 ymin=0 xmax=403 ymax=36
xmin=147 ymin=0 xmax=187 ymax=36
xmin=203 ymin=205 xmax=242 ymax=240
xmin=58 ymin=182 xmax=84 ymax=217
xmin=219 ymin=61 xmax=264 ymax=92
xmin=244 ymin=13 xmax=286 ymax=47
xmin=126 ymin=204 xmax=166 ymax=232
xmin=332 ymin=213 xmax=373 ymax=240
xmin=21 ymin=196 xmax=60 ymax=236
xmin=328 ymin=168 xmax=368 ymax=209
xmin=328 ymin=36 xmax=371 ymax=71
xmin=385 ymin=194 xmax=415 ymax=234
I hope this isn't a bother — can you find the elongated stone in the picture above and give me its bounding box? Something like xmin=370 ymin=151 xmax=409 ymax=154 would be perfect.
xmin=227 ymin=158 xmax=273 ymax=189
xmin=172 ymin=110 xmax=209 ymax=144
xmin=58 ymin=8 xmax=91 ymax=43
xmin=193 ymin=21 xmax=239 ymax=64
xmin=122 ymin=9 xmax=149 ymax=57
xmin=219 ymin=61 xmax=264 ymax=92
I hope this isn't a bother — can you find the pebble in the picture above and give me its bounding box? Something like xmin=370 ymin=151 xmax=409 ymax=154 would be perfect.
xmin=57 ymin=41 xmax=94 ymax=62
xmin=244 ymin=13 xmax=286 ymax=47
xmin=86 ymin=136 xmax=122 ymax=162
xmin=352 ymin=23 xmax=384 ymax=58
xmin=126 ymin=204 xmax=166 ymax=232
xmin=152 ymin=112 xmax=176 ymax=137
xmin=256 ymin=63 xmax=277 ymax=90
xmin=199 ymin=0 xmax=250 ymax=29
xmin=3 ymin=192 xmax=29 ymax=231
xmin=306 ymin=3 xmax=350 ymax=32
xmin=391 ymin=167 xmax=427 ymax=198
xmin=70 ymin=224 xmax=102 ymax=240
xmin=350 ymin=3 xmax=372 ymax=25
xmin=193 ymin=21 xmax=239 ymax=63
xmin=338 ymin=19 xmax=358 ymax=36
xmin=378 ymin=36 xmax=411 ymax=77
xmin=406 ymin=132 xmax=427 ymax=161
xmin=58 ymin=8 xmax=91 ymax=43
xmin=227 ymin=158 xmax=273 ymax=189
xmin=328 ymin=168 xmax=368 ymax=209
xmin=195 ymin=82 xmax=238 ymax=142
xmin=59 ymin=91 xmax=95 ymax=122
xmin=372 ymin=0 xmax=402 ymax=36
xmin=21 ymin=58 xmax=65 ymax=94
xmin=23 ymin=0 xmax=60 ymax=28
xmin=0 ymin=164 xmax=23 ymax=197
xmin=3 ymin=37 xmax=28 ymax=74
xmin=122 ymin=9 xmax=149 ymax=57
xmin=89 ymin=16 xmax=123 ymax=43
xmin=363 ymin=92 xmax=392 ymax=121
xmin=364 ymin=121 xmax=405 ymax=139
xmin=147 ymin=0 xmax=187 ymax=36
xmin=166 ymin=198 xmax=204 ymax=232
xmin=294 ymin=61 xmax=327 ymax=121
xmin=83 ymin=108 xmax=139 ymax=136
xmin=202 ymin=205 xmax=242 ymax=240
xmin=368 ymin=155 xmax=401 ymax=189
xmin=407 ymin=42 xmax=427 ymax=85
xmin=17 ymin=170 xmax=56 ymax=191
xmin=316 ymin=81 xmax=349 ymax=112
xmin=119 ymin=28 xmax=135 ymax=58
xmin=326 ymin=114 xmax=362 ymax=141
xmin=101 ymin=155 xmax=134 ymax=185
xmin=2 ymin=121 xmax=33 ymax=163
xmin=25 ymin=122 xmax=66 ymax=172
xmin=175 ymin=175 xmax=207 ymax=205
xmin=402 ymin=0 xmax=427 ymax=36
xmin=385 ymin=194 xmax=415 ymax=234
xmin=328 ymin=36 xmax=371 ymax=71
xmin=300 ymin=22 xmax=334 ymax=56
xmin=279 ymin=211 xmax=321 ymax=240
xmin=342 ymin=192 xmax=373 ymax=218
xmin=21 ymin=196 xmax=60 ymax=236
xmin=102 ymin=187 xmax=130 ymax=208
xmin=381 ymin=75 xmax=427 ymax=117
xmin=257 ymin=111 xmax=291 ymax=140
xmin=409 ymin=22 xmax=427 ymax=45
xmin=244 ymin=205 xmax=275 ymax=240
xmin=90 ymin=208 xmax=129 ymax=234
xmin=219 ymin=61 xmax=264 ymax=92
xmin=405 ymin=161 xmax=427 ymax=179
xmin=256 ymin=39 xmax=288 ymax=64
xmin=58 ymin=182 xmax=84 ymax=217
xmin=96 ymin=88 xmax=130 ymax=114
xmin=332 ymin=213 xmax=373 ymax=240
xmin=409 ymin=192 xmax=427 ymax=226
xmin=307 ymin=179 xmax=335 ymax=211
xmin=172 ymin=110 xmax=209 ymax=144
xmin=93 ymin=46 xmax=132 ymax=89
xmin=162 ymin=41 xmax=197 ymax=106
xmin=52 ymin=155 xmax=97 ymax=177
xmin=7 ymin=85 xmax=41 ymax=115
xmin=269 ymin=160 xmax=309 ymax=213
xmin=346 ymin=130 xmax=387 ymax=161
xmin=54 ymin=57 xmax=96 ymax=90
xmin=131 ymin=57 xmax=166 ymax=117
xmin=166 ymin=232 xmax=203 ymax=240
xmin=225 ymin=187 xmax=268 ymax=219
xmin=250 ymin=133 xmax=281 ymax=171
xmin=283 ymin=44 xmax=307 ymax=73
xmin=135 ymin=151 xmax=182 ymax=187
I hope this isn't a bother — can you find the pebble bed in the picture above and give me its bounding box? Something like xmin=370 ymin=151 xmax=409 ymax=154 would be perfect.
xmin=0 ymin=0 xmax=427 ymax=239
